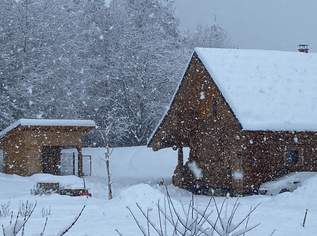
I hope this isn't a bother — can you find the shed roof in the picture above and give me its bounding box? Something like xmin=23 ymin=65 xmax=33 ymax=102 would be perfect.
xmin=195 ymin=48 xmax=317 ymax=131
xmin=0 ymin=119 xmax=96 ymax=139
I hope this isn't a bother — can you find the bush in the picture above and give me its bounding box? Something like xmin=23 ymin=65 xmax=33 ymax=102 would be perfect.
xmin=125 ymin=185 xmax=260 ymax=236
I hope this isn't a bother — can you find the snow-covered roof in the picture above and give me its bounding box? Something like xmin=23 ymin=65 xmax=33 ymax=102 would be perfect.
xmin=195 ymin=48 xmax=317 ymax=131
xmin=0 ymin=119 xmax=96 ymax=138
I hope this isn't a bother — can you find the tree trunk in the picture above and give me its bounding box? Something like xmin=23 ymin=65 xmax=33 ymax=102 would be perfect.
xmin=106 ymin=145 xmax=113 ymax=200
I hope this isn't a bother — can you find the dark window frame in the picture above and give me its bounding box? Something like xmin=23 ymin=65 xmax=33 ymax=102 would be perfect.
xmin=285 ymin=149 xmax=300 ymax=165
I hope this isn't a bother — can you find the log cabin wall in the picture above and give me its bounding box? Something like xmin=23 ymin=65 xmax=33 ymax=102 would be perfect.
xmin=151 ymin=54 xmax=246 ymax=194
xmin=179 ymin=54 xmax=244 ymax=194
xmin=3 ymin=126 xmax=91 ymax=176
xmin=150 ymin=53 xmax=317 ymax=195
xmin=3 ymin=129 xmax=28 ymax=175
xmin=241 ymin=131 xmax=317 ymax=193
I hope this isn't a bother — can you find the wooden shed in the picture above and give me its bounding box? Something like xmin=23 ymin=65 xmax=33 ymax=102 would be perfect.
xmin=0 ymin=119 xmax=96 ymax=176
xmin=149 ymin=48 xmax=317 ymax=195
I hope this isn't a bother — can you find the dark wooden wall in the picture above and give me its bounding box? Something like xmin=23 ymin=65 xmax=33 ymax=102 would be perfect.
xmin=241 ymin=131 xmax=317 ymax=192
xmin=150 ymin=53 xmax=317 ymax=195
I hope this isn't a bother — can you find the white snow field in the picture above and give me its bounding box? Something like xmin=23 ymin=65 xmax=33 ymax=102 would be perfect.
xmin=1 ymin=146 xmax=317 ymax=235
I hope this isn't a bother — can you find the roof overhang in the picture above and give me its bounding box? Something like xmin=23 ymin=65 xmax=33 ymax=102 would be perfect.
xmin=0 ymin=119 xmax=96 ymax=140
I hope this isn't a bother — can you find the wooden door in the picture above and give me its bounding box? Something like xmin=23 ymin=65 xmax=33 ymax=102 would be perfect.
xmin=41 ymin=146 xmax=61 ymax=175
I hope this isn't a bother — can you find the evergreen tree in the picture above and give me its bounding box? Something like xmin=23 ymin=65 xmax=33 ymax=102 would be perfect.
xmin=0 ymin=0 xmax=231 ymax=145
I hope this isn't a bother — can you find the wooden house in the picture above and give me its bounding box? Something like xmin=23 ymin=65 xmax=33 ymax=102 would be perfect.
xmin=148 ymin=48 xmax=317 ymax=195
xmin=0 ymin=119 xmax=96 ymax=176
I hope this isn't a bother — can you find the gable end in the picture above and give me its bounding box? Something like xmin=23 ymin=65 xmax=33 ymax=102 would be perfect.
xmin=148 ymin=53 xmax=242 ymax=150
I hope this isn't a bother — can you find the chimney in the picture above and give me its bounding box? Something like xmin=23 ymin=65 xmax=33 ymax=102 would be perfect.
xmin=298 ymin=44 xmax=309 ymax=53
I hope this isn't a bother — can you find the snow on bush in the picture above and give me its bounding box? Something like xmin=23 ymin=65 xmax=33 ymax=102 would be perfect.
xmin=0 ymin=202 xmax=10 ymax=217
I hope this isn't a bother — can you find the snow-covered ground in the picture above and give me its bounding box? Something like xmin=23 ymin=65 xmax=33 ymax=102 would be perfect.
xmin=1 ymin=146 xmax=317 ymax=235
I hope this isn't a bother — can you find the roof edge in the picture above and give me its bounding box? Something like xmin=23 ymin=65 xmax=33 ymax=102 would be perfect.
xmin=147 ymin=52 xmax=195 ymax=148
xmin=0 ymin=119 xmax=96 ymax=139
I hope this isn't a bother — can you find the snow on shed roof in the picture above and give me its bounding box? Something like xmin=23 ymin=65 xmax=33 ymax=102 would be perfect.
xmin=0 ymin=119 xmax=96 ymax=138
xmin=194 ymin=48 xmax=317 ymax=131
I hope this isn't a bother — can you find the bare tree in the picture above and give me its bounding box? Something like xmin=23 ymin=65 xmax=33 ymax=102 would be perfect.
xmin=98 ymin=126 xmax=114 ymax=200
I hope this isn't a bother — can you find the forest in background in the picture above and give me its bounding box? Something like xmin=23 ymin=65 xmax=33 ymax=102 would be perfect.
xmin=0 ymin=0 xmax=231 ymax=146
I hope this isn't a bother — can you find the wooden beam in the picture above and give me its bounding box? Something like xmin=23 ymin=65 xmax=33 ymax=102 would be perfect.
xmin=77 ymin=146 xmax=83 ymax=177
xmin=72 ymin=152 xmax=76 ymax=175
xmin=178 ymin=147 xmax=184 ymax=166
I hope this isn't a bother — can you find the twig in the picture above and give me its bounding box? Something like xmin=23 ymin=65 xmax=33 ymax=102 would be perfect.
xmin=40 ymin=217 xmax=48 ymax=236
xmin=58 ymin=205 xmax=86 ymax=236
xmin=302 ymin=209 xmax=308 ymax=227
xmin=147 ymin=208 xmax=150 ymax=236
xmin=212 ymin=196 xmax=226 ymax=232
xmin=19 ymin=202 xmax=37 ymax=234
xmin=13 ymin=214 xmax=19 ymax=235
xmin=157 ymin=200 xmax=163 ymax=236
xmin=226 ymin=197 xmax=240 ymax=232
xmin=243 ymin=207 xmax=251 ymax=236
xmin=2 ymin=224 xmax=5 ymax=236
xmin=127 ymin=206 xmax=147 ymax=236
xmin=115 ymin=229 xmax=123 ymax=236
xmin=164 ymin=185 xmax=192 ymax=232
xmin=135 ymin=203 xmax=162 ymax=236
xmin=229 ymin=203 xmax=260 ymax=232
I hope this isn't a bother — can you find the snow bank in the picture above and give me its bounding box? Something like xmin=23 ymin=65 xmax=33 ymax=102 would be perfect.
xmin=195 ymin=48 xmax=317 ymax=131
xmin=259 ymin=172 xmax=317 ymax=195
xmin=29 ymin=173 xmax=84 ymax=189
xmin=117 ymin=184 xmax=166 ymax=207
xmin=1 ymin=168 xmax=317 ymax=235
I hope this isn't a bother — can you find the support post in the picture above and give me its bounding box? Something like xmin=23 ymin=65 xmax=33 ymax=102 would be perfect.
xmin=89 ymin=155 xmax=92 ymax=176
xmin=77 ymin=146 xmax=83 ymax=177
xmin=178 ymin=147 xmax=184 ymax=166
xmin=72 ymin=152 xmax=76 ymax=175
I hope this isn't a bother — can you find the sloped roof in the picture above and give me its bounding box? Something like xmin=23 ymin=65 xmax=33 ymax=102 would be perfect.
xmin=0 ymin=119 xmax=96 ymax=138
xmin=195 ymin=48 xmax=317 ymax=131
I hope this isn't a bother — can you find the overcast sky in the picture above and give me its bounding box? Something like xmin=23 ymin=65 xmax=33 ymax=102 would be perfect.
xmin=174 ymin=0 xmax=317 ymax=52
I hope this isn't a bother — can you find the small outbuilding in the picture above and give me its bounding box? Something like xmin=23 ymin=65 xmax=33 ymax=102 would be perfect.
xmin=148 ymin=48 xmax=317 ymax=195
xmin=0 ymin=119 xmax=96 ymax=176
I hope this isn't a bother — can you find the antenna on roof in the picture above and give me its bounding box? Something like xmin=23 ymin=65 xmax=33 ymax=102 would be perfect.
xmin=298 ymin=44 xmax=309 ymax=53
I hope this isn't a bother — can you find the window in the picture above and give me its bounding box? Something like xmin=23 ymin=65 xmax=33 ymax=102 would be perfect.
xmin=286 ymin=150 xmax=299 ymax=165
